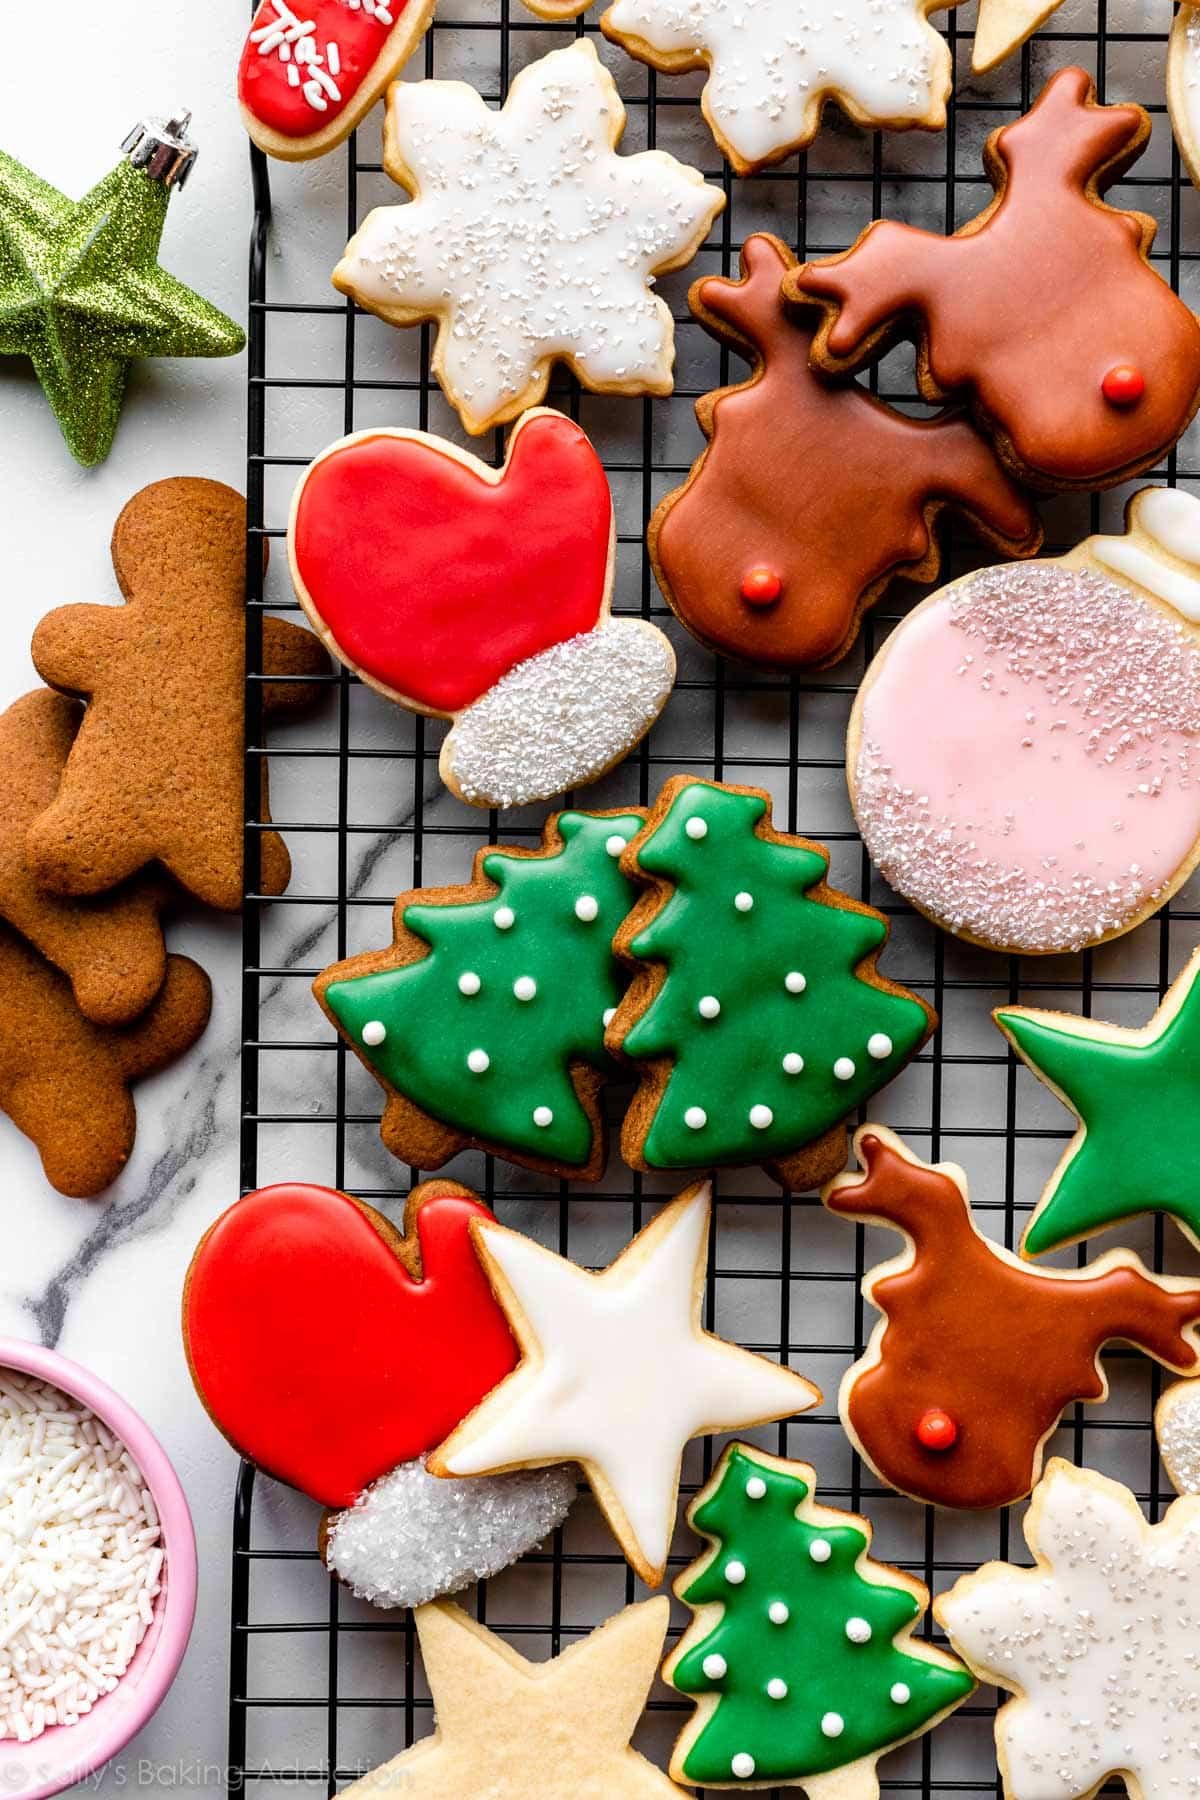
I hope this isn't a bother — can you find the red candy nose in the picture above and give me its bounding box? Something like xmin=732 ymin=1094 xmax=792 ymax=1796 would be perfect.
xmin=915 ymin=1407 xmax=958 ymax=1452
xmin=1101 ymin=364 xmax=1145 ymax=406
xmin=740 ymin=566 xmax=783 ymax=607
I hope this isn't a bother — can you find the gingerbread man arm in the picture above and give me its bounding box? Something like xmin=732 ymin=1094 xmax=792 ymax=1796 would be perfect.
xmin=31 ymin=604 xmax=129 ymax=697
xmin=261 ymin=615 xmax=332 ymax=719
xmin=107 ymin=955 xmax=212 ymax=1084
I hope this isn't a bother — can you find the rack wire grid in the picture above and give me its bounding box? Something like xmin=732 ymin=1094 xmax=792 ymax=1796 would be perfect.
xmin=234 ymin=0 xmax=1200 ymax=1793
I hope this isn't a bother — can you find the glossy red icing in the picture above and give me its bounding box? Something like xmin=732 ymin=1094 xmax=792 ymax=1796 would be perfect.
xmin=291 ymin=413 xmax=614 ymax=714
xmin=1102 ymin=363 xmax=1146 ymax=406
xmin=184 ymin=1182 xmax=517 ymax=1509
xmin=238 ymin=0 xmax=400 ymax=139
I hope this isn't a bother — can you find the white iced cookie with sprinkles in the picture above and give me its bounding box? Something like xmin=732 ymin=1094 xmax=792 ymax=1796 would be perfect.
xmin=848 ymin=486 xmax=1200 ymax=956
xmin=936 ymin=1457 xmax=1200 ymax=1800
xmin=333 ymin=39 xmax=725 ymax=434
xmin=0 ymin=1372 xmax=164 ymax=1742
xmin=1168 ymin=5 xmax=1200 ymax=196
xmin=1157 ymin=1378 xmax=1200 ymax=1496
xmin=597 ymin=0 xmax=954 ymax=173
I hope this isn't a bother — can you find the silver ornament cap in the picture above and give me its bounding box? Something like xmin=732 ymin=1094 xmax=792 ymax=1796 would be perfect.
xmin=121 ymin=112 xmax=198 ymax=192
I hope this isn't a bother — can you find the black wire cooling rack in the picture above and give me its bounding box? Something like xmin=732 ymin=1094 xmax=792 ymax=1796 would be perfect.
xmin=233 ymin=0 xmax=1200 ymax=1792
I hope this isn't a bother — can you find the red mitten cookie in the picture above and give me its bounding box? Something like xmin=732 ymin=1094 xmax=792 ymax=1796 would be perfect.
xmin=0 ymin=932 xmax=210 ymax=1197
xmin=650 ymin=234 xmax=1040 ymax=672
xmin=790 ymin=68 xmax=1200 ymax=491
xmin=183 ymin=1180 xmax=576 ymax=1610
xmin=289 ymin=410 xmax=674 ymax=809
xmin=28 ymin=479 xmax=329 ymax=913
xmin=0 ymin=690 xmax=170 ymax=1024
xmin=824 ymin=1126 xmax=1200 ymax=1509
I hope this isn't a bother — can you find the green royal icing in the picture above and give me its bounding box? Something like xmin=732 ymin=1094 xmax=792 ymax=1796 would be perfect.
xmin=323 ymin=811 xmax=643 ymax=1167
xmin=671 ymin=1446 xmax=974 ymax=1786
xmin=622 ymin=783 xmax=930 ymax=1168
xmin=999 ymin=958 xmax=1200 ymax=1256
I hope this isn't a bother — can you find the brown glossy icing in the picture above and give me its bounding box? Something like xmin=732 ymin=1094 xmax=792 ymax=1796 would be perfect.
xmin=790 ymin=68 xmax=1200 ymax=490
xmin=825 ymin=1128 xmax=1200 ymax=1509
xmin=649 ymin=235 xmax=1040 ymax=672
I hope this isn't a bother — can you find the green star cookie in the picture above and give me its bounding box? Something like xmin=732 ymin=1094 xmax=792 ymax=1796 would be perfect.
xmin=996 ymin=949 xmax=1200 ymax=1257
xmin=0 ymin=140 xmax=244 ymax=466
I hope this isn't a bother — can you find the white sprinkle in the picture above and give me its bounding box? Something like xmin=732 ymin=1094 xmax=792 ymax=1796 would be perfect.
xmin=326 ymin=39 xmax=341 ymax=76
xmin=532 ymin=1106 xmax=554 ymax=1128
xmin=467 ymin=1049 xmax=490 ymax=1074
xmin=769 ymin=1601 xmax=789 ymax=1624
xmin=513 ymin=977 xmax=537 ymax=1002
xmin=574 ymin=895 xmax=599 ymax=923
xmin=784 ymin=971 xmax=806 ymax=993
xmin=684 ymin=1106 xmax=707 ymax=1130
xmin=605 ymin=835 xmax=628 ymax=857
xmin=809 ymin=1538 xmax=831 ymax=1563
xmin=724 ymin=1559 xmax=746 ymax=1585
xmin=745 ymin=1476 xmax=767 ymax=1500
xmin=458 ymin=972 xmax=482 ymax=996
xmin=749 ymin=1104 xmax=773 ymax=1130
xmin=782 ymin=1052 xmax=804 ymax=1075
xmin=732 ymin=1753 xmax=756 ymax=1779
xmin=734 ymin=891 xmax=754 ymax=912
xmin=494 ymin=907 xmax=515 ymax=931
xmin=891 ymin=1682 xmax=911 ymax=1705
xmin=867 ymin=1032 xmax=893 ymax=1060
xmin=686 ymin=817 xmax=709 ymax=840
xmin=821 ymin=1712 xmax=845 ymax=1738
xmin=702 ymin=1654 xmax=727 ymax=1680
xmin=845 ymin=1616 xmax=872 ymax=1643
xmin=833 ymin=1056 xmax=856 ymax=1081
xmin=602 ymin=1008 xmax=616 ymax=1028
xmin=361 ymin=1020 xmax=387 ymax=1047
xmin=698 ymin=995 xmax=721 ymax=1019
xmin=767 ymin=1677 xmax=788 ymax=1700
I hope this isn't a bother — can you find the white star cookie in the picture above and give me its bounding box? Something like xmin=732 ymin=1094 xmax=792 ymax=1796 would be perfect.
xmin=334 ymin=40 xmax=725 ymax=434
xmin=936 ymin=1459 xmax=1200 ymax=1800
xmin=430 ymin=1182 xmax=819 ymax=1586
xmin=597 ymin=0 xmax=954 ymax=173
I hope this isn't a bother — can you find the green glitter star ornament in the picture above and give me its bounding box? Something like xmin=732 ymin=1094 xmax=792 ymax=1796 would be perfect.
xmin=0 ymin=114 xmax=245 ymax=466
xmin=995 ymin=946 xmax=1200 ymax=1258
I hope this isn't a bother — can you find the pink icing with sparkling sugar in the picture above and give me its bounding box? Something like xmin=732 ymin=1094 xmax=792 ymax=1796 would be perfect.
xmin=853 ymin=563 xmax=1200 ymax=953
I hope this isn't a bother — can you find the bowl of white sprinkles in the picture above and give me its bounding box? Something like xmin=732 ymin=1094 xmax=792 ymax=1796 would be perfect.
xmin=0 ymin=1338 xmax=196 ymax=1798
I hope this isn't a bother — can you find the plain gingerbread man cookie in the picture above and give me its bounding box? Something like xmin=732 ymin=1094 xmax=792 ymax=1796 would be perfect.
xmin=28 ymin=478 xmax=329 ymax=913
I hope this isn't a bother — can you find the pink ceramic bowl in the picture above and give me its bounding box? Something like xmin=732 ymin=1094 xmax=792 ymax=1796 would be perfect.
xmin=0 ymin=1338 xmax=197 ymax=1799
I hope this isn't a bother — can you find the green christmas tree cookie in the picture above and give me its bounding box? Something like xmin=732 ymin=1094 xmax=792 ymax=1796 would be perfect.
xmin=315 ymin=808 xmax=644 ymax=1179
xmin=666 ymin=1443 xmax=974 ymax=1792
xmin=611 ymin=778 xmax=934 ymax=1188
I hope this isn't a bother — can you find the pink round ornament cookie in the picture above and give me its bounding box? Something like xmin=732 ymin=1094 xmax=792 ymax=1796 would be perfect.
xmin=848 ymin=487 xmax=1200 ymax=956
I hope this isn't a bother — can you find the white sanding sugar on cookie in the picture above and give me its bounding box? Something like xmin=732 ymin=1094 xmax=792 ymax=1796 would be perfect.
xmin=442 ymin=619 xmax=676 ymax=809
xmin=334 ymin=39 xmax=724 ymax=434
xmin=0 ymin=1372 xmax=163 ymax=1742
xmin=322 ymin=1459 xmax=577 ymax=1609
xmin=938 ymin=1461 xmax=1200 ymax=1800
xmin=602 ymin=0 xmax=950 ymax=171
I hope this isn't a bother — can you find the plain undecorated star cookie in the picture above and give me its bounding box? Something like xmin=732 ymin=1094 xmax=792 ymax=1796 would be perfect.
xmin=333 ymin=40 xmax=724 ymax=434
xmin=936 ymin=1460 xmax=1200 ymax=1800
xmin=340 ymin=1599 xmax=685 ymax=1799
xmin=824 ymin=1125 xmax=1200 ymax=1510
xmin=666 ymin=1443 xmax=974 ymax=1792
xmin=997 ymin=948 xmax=1200 ymax=1257
xmin=431 ymin=1182 xmax=819 ymax=1586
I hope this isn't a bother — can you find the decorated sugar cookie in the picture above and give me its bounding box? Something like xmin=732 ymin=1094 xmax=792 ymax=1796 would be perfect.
xmin=665 ymin=1443 xmax=974 ymax=1792
xmin=936 ymin=1460 xmax=1200 ymax=1800
xmin=997 ymin=949 xmax=1200 ymax=1257
xmin=431 ymin=1183 xmax=819 ymax=1587
xmin=1169 ymin=5 xmax=1200 ymax=195
xmin=599 ymin=0 xmax=955 ymax=174
xmin=608 ymin=777 xmax=935 ymax=1190
xmin=338 ymin=1599 xmax=685 ymax=1799
xmin=238 ymin=0 xmax=435 ymax=161
xmin=315 ymin=809 xmax=645 ymax=1180
xmin=824 ymin=1127 xmax=1200 ymax=1511
xmin=289 ymin=412 xmax=674 ymax=809
xmin=333 ymin=41 xmax=724 ymax=434
xmin=184 ymin=1181 xmax=575 ymax=1610
xmin=650 ymin=235 xmax=1040 ymax=672
xmin=791 ymin=69 xmax=1200 ymax=491
xmin=1157 ymin=1379 xmax=1200 ymax=1495
xmin=849 ymin=487 xmax=1200 ymax=956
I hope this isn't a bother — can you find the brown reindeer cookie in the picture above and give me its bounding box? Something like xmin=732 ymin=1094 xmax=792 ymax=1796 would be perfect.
xmin=0 ymin=690 xmax=171 ymax=1025
xmin=791 ymin=68 xmax=1200 ymax=491
xmin=650 ymin=234 xmax=1041 ymax=672
xmin=0 ymin=928 xmax=211 ymax=1197
xmin=27 ymin=478 xmax=330 ymax=913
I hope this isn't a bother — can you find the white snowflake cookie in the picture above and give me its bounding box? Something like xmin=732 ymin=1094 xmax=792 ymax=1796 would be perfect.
xmin=597 ymin=0 xmax=955 ymax=173
xmin=936 ymin=1459 xmax=1200 ymax=1800
xmin=333 ymin=39 xmax=725 ymax=433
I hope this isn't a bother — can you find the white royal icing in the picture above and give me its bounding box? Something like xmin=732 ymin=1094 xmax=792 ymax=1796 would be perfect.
xmin=602 ymin=0 xmax=951 ymax=170
xmin=939 ymin=1462 xmax=1200 ymax=1800
xmin=439 ymin=1184 xmax=817 ymax=1578
xmin=338 ymin=40 xmax=723 ymax=431
xmin=1091 ymin=488 xmax=1200 ymax=622
xmin=441 ymin=618 xmax=676 ymax=809
xmin=1158 ymin=1380 xmax=1200 ymax=1496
